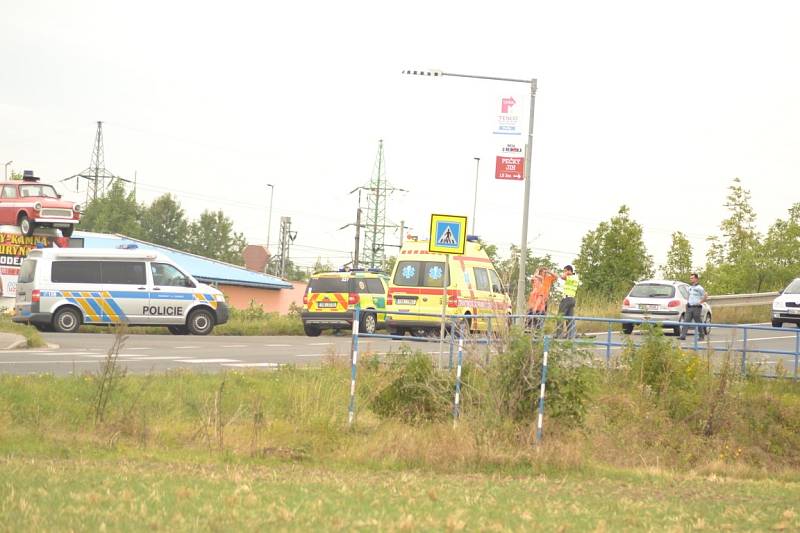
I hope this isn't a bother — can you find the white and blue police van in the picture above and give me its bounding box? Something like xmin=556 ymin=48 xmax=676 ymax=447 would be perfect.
xmin=12 ymin=247 xmax=229 ymax=334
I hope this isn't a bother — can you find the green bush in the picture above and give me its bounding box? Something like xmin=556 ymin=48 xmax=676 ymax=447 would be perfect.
xmin=370 ymin=351 xmax=453 ymax=423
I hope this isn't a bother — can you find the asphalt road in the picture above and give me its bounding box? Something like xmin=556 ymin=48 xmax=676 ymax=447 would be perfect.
xmin=0 ymin=324 xmax=798 ymax=376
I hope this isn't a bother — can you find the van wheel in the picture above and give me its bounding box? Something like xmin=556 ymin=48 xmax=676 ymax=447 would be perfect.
xmin=186 ymin=308 xmax=214 ymax=335
xmin=771 ymin=320 xmax=782 ymax=328
xmin=33 ymin=323 xmax=53 ymax=332
xmin=622 ymin=323 xmax=633 ymax=335
xmin=53 ymin=307 xmax=81 ymax=333
xmin=168 ymin=325 xmax=189 ymax=335
xmin=19 ymin=214 xmax=35 ymax=237
xmin=61 ymin=225 xmax=75 ymax=238
xmin=304 ymin=324 xmax=321 ymax=337
xmin=359 ymin=311 xmax=377 ymax=334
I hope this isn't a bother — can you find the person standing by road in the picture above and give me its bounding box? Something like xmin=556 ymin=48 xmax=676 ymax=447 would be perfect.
xmin=680 ymin=273 xmax=707 ymax=341
xmin=556 ymin=265 xmax=580 ymax=339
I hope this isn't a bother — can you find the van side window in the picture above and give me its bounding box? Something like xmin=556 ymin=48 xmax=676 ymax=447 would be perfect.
xmin=101 ymin=262 xmax=146 ymax=285
xmin=489 ymin=270 xmax=504 ymax=293
xmin=473 ymin=268 xmax=490 ymax=292
xmin=151 ymin=263 xmax=194 ymax=288
xmin=52 ymin=261 xmax=101 ymax=284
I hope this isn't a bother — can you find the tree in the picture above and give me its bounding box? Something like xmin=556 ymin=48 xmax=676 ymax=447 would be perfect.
xmin=761 ymin=202 xmax=800 ymax=291
xmin=574 ymin=205 xmax=654 ymax=298
xmin=661 ymin=231 xmax=693 ymax=281
xmin=703 ymin=178 xmax=766 ymax=293
xmin=187 ymin=210 xmax=247 ymax=266
xmin=79 ymin=180 xmax=143 ymax=237
xmin=141 ymin=194 xmax=190 ymax=250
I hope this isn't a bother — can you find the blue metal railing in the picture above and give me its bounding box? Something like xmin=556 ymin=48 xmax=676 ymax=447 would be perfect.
xmin=352 ymin=309 xmax=800 ymax=380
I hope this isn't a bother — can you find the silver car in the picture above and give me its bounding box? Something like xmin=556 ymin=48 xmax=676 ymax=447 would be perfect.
xmin=620 ymin=279 xmax=712 ymax=335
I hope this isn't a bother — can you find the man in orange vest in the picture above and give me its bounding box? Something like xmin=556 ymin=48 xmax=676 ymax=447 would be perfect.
xmin=526 ymin=267 xmax=557 ymax=331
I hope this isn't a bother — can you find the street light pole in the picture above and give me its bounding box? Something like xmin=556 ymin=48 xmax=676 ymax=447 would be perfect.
xmin=471 ymin=157 xmax=480 ymax=235
xmin=401 ymin=69 xmax=538 ymax=316
xmin=4 ymin=161 xmax=12 ymax=180
xmin=266 ymin=183 xmax=274 ymax=272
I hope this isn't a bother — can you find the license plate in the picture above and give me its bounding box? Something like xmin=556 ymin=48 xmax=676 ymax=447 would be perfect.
xmin=639 ymin=304 xmax=659 ymax=311
xmin=317 ymin=302 xmax=337 ymax=309
xmin=395 ymin=297 xmax=416 ymax=305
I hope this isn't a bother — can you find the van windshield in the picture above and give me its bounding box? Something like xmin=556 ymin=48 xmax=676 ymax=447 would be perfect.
xmin=393 ymin=261 xmax=449 ymax=288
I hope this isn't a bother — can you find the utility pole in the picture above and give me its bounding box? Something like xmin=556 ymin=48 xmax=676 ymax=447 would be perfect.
xmin=472 ymin=157 xmax=480 ymax=234
xmin=63 ymin=121 xmax=128 ymax=202
xmin=266 ymin=183 xmax=274 ymax=272
xmin=338 ymin=207 xmax=364 ymax=270
xmin=276 ymin=216 xmax=297 ymax=278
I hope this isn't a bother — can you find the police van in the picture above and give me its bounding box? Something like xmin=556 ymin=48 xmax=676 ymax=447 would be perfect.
xmin=12 ymin=247 xmax=229 ymax=334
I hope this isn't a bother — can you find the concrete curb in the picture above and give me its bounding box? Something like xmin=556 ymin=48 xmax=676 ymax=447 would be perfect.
xmin=0 ymin=333 xmax=29 ymax=350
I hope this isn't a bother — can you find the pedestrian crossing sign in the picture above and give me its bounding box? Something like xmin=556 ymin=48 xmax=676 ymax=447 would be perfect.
xmin=429 ymin=214 xmax=467 ymax=254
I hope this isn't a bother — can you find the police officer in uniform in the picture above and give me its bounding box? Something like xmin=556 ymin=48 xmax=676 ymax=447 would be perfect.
xmin=680 ymin=273 xmax=707 ymax=341
xmin=556 ymin=265 xmax=580 ymax=339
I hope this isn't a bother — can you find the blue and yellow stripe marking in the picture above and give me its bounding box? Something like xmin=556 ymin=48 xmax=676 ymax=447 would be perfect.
xmin=51 ymin=289 xmax=218 ymax=322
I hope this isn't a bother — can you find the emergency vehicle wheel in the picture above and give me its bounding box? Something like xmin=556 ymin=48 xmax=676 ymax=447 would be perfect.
xmin=303 ymin=324 xmax=321 ymax=337
xmin=622 ymin=323 xmax=633 ymax=335
xmin=61 ymin=225 xmax=75 ymax=238
xmin=18 ymin=214 xmax=35 ymax=237
xmin=187 ymin=308 xmax=214 ymax=335
xmin=359 ymin=311 xmax=377 ymax=334
xmin=33 ymin=323 xmax=53 ymax=332
xmin=53 ymin=307 xmax=81 ymax=333
xmin=168 ymin=325 xmax=189 ymax=335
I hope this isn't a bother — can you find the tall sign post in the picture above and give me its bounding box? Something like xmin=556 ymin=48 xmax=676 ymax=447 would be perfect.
xmin=401 ymin=69 xmax=538 ymax=319
xmin=429 ymin=214 xmax=467 ymax=368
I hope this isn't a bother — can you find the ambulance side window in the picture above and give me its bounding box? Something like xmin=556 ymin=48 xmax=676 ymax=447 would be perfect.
xmin=365 ymin=279 xmax=385 ymax=294
xmin=489 ymin=270 xmax=504 ymax=294
xmin=473 ymin=268 xmax=490 ymax=292
xmin=101 ymin=262 xmax=146 ymax=285
xmin=151 ymin=263 xmax=194 ymax=288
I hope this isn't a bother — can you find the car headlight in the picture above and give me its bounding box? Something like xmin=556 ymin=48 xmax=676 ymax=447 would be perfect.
xmin=73 ymin=204 xmax=81 ymax=213
xmin=33 ymin=202 xmax=42 ymax=211
xmin=214 ymin=293 xmax=225 ymax=302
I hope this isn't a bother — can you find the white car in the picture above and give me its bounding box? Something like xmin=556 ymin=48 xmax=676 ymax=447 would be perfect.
xmin=620 ymin=279 xmax=712 ymax=336
xmin=771 ymin=278 xmax=800 ymax=328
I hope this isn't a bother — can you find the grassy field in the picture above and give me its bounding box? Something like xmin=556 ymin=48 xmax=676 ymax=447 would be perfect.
xmin=2 ymin=456 xmax=798 ymax=531
xmin=1 ymin=329 xmax=799 ymax=530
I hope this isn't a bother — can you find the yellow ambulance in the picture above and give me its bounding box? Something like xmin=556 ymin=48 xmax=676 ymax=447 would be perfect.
xmin=384 ymin=236 xmax=511 ymax=336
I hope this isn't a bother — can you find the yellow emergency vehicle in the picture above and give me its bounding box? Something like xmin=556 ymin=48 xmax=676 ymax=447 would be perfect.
xmin=301 ymin=269 xmax=389 ymax=336
xmin=384 ymin=237 xmax=511 ymax=336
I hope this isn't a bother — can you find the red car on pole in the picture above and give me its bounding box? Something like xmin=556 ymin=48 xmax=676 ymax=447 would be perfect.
xmin=0 ymin=171 xmax=81 ymax=237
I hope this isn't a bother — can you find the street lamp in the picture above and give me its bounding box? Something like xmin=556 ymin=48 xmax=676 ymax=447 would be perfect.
xmin=402 ymin=69 xmax=538 ymax=317
xmin=471 ymin=157 xmax=480 ymax=234
xmin=266 ymin=183 xmax=275 ymax=271
xmin=4 ymin=161 xmax=12 ymax=180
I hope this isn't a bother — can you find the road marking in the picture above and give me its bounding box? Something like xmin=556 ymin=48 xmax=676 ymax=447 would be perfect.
xmin=0 ymin=360 xmax=99 ymax=364
xmin=264 ymin=344 xmax=291 ymax=347
xmin=180 ymin=358 xmax=241 ymax=363
xmin=79 ymin=353 xmax=158 ymax=358
xmin=222 ymin=362 xmax=282 ymax=368
xmin=125 ymin=356 xmax=192 ymax=361
xmin=174 ymin=346 xmax=199 ymax=349
xmin=127 ymin=347 xmax=152 ymax=351
xmin=309 ymin=342 xmax=334 ymax=346
xmin=221 ymin=344 xmax=247 ymax=348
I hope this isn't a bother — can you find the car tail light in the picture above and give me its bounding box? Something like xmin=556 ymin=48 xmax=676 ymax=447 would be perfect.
xmin=348 ymin=293 xmax=360 ymax=305
xmin=31 ymin=290 xmax=40 ymax=303
xmin=623 ymin=298 xmax=630 ymax=307
xmin=386 ymin=294 xmax=393 ymax=305
xmin=668 ymin=299 xmax=680 ymax=307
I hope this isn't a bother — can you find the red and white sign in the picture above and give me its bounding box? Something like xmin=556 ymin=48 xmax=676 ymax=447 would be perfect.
xmin=495 ymin=156 xmax=524 ymax=181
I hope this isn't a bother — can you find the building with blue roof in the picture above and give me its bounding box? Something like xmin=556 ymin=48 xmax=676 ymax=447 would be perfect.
xmin=72 ymin=231 xmax=305 ymax=312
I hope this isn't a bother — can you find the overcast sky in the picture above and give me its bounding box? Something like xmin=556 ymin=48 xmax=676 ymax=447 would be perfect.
xmin=2 ymin=1 xmax=798 ymax=272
